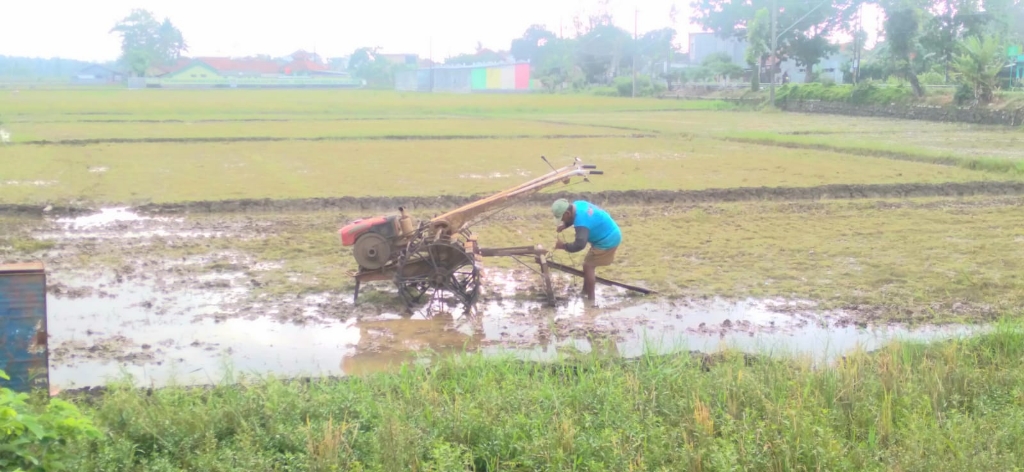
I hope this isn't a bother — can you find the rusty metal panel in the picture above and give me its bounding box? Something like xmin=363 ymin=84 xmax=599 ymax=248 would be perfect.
xmin=0 ymin=261 xmax=49 ymax=393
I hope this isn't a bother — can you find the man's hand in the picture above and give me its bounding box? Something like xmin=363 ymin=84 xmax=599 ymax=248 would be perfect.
xmin=556 ymin=223 xmax=567 ymax=233
xmin=554 ymin=239 xmax=565 ymax=250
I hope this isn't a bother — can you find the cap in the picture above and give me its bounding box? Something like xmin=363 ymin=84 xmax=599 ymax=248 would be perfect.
xmin=552 ymin=198 xmax=570 ymax=219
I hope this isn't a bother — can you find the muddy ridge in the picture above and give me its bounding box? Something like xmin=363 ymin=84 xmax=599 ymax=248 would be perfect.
xmin=31 ymin=116 xmax=448 ymax=124
xmin=6 ymin=181 xmax=1022 ymax=217
xmin=15 ymin=133 xmax=654 ymax=146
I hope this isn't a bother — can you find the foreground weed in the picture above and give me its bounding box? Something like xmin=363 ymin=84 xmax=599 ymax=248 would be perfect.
xmin=58 ymin=323 xmax=1024 ymax=470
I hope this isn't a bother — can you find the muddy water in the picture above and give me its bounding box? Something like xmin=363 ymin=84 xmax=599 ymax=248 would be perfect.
xmin=33 ymin=208 xmax=988 ymax=392
xmin=44 ymin=268 xmax=985 ymax=391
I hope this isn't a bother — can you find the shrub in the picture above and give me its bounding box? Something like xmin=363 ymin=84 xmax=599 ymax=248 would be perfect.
xmin=613 ymin=75 xmax=667 ymax=97
xmin=589 ymin=86 xmax=619 ymax=97
xmin=776 ymin=81 xmax=917 ymax=106
xmin=919 ymin=71 xmax=946 ymax=86
xmin=0 ymin=370 xmax=101 ymax=471
xmin=955 ymin=83 xmax=975 ymax=105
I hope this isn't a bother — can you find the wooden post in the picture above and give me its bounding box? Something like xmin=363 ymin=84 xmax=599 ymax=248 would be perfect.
xmin=537 ymin=254 xmax=556 ymax=306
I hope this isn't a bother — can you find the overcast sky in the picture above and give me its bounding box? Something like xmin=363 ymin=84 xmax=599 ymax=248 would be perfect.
xmin=2 ymin=0 xmax=883 ymax=63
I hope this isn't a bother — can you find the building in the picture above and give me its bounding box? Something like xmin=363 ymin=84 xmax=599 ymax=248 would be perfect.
xmin=688 ymin=32 xmax=748 ymax=66
xmin=1009 ymin=45 xmax=1023 ymax=84
xmin=146 ymin=56 xmax=363 ymax=88
xmin=776 ymin=51 xmax=850 ymax=84
xmin=395 ymin=62 xmax=535 ymax=93
xmin=378 ymin=53 xmax=420 ymax=67
xmin=71 ymin=64 xmax=123 ymax=84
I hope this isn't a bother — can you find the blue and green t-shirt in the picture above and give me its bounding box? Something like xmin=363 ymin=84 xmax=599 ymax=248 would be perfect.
xmin=572 ymin=201 xmax=621 ymax=250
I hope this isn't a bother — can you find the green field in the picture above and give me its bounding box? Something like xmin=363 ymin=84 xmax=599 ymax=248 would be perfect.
xmin=3 ymin=89 xmax=1024 ymax=471
xmin=1 ymin=89 xmax=1019 ymax=204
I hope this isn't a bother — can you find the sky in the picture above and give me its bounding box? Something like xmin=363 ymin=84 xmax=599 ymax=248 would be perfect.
xmin=1 ymin=0 xmax=884 ymax=63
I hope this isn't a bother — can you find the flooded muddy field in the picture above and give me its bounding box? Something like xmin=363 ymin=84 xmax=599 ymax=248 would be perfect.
xmin=2 ymin=207 xmax=990 ymax=391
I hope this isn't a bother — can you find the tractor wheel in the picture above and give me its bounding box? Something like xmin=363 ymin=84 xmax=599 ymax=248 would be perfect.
xmin=394 ymin=238 xmax=480 ymax=317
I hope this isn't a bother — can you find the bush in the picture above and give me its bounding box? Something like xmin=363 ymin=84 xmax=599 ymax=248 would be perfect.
xmin=613 ymin=75 xmax=666 ymax=97
xmin=776 ymin=81 xmax=917 ymax=106
xmin=0 ymin=370 xmax=101 ymax=471
xmin=955 ymin=83 xmax=975 ymax=105
xmin=589 ymin=86 xmax=619 ymax=97
xmin=919 ymin=71 xmax=946 ymax=86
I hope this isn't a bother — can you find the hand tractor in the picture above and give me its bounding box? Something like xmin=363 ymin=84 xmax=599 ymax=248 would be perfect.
xmin=338 ymin=157 xmax=653 ymax=316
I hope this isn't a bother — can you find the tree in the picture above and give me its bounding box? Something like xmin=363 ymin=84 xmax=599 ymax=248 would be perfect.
xmin=109 ymin=9 xmax=187 ymax=76
xmin=980 ymin=0 xmax=1024 ymax=40
xmin=510 ymin=25 xmax=558 ymax=62
xmin=690 ymin=0 xmax=859 ymax=83
xmin=533 ymin=38 xmax=584 ymax=91
xmin=700 ymin=52 xmax=745 ymax=81
xmin=919 ymin=0 xmax=994 ymax=82
xmin=745 ymin=8 xmax=771 ymax=90
xmin=575 ymin=23 xmax=633 ymax=83
xmin=347 ymin=47 xmax=395 ymax=88
xmin=633 ymin=27 xmax=678 ymax=77
xmin=882 ymin=4 xmax=926 ymax=96
xmin=951 ymin=34 xmax=1006 ymax=103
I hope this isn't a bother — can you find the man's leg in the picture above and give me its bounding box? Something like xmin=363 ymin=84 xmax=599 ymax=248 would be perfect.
xmin=581 ymin=246 xmax=617 ymax=302
xmin=582 ymin=263 xmax=597 ymax=300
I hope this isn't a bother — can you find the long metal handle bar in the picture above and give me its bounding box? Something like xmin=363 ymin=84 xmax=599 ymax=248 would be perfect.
xmin=429 ymin=161 xmax=600 ymax=232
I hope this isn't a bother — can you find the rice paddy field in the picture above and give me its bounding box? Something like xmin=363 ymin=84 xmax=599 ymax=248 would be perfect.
xmin=3 ymin=88 xmax=1024 ymax=470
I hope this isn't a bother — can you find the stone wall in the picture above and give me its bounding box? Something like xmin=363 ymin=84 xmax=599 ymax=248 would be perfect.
xmin=780 ymin=99 xmax=1024 ymax=126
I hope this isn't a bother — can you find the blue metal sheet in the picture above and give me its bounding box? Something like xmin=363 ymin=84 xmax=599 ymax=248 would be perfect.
xmin=0 ymin=262 xmax=49 ymax=393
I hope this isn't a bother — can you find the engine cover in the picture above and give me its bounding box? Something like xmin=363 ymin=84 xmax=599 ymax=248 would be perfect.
xmin=338 ymin=215 xmax=401 ymax=247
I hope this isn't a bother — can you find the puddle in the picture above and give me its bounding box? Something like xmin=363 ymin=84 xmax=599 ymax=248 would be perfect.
xmin=458 ymin=170 xmax=531 ymax=179
xmin=43 ymin=267 xmax=987 ymax=391
xmin=38 ymin=208 xmax=225 ymax=240
xmin=2 ymin=180 xmax=57 ymax=186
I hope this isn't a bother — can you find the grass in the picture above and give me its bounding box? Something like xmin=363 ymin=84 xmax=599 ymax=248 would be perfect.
xmin=58 ymin=323 xmax=1024 ymax=470
xmin=264 ymin=200 xmax=1024 ymax=321
xmin=0 ymin=136 xmax=1010 ymax=204
xmin=0 ymin=89 xmax=731 ymax=119
xmin=721 ymin=131 xmax=1024 ymax=173
xmin=1 ymin=118 xmax=639 ymax=142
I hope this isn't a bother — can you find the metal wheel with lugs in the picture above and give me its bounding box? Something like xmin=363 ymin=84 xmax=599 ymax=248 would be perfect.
xmin=393 ymin=238 xmax=480 ymax=317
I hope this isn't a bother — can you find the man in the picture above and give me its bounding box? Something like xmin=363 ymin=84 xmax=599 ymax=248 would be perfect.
xmin=551 ymin=198 xmax=622 ymax=302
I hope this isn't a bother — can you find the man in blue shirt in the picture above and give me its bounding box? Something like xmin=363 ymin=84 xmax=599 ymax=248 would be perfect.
xmin=551 ymin=198 xmax=622 ymax=302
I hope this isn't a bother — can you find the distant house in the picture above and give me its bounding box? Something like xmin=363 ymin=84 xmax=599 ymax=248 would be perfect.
xmin=378 ymin=53 xmax=420 ymax=66
xmin=148 ymin=56 xmax=363 ymax=88
xmin=688 ymin=32 xmax=748 ymax=67
xmin=72 ymin=64 xmax=123 ymax=84
xmin=777 ymin=50 xmax=851 ymax=84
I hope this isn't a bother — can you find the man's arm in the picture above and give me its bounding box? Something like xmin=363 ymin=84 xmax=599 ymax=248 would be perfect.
xmin=562 ymin=226 xmax=589 ymax=253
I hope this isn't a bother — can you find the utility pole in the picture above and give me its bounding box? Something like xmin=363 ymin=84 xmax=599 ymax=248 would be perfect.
xmin=769 ymin=0 xmax=777 ymax=107
xmin=633 ymin=7 xmax=638 ymax=98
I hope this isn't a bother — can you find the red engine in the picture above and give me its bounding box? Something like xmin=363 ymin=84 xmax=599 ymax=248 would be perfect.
xmin=339 ymin=216 xmax=393 ymax=247
xmin=339 ymin=208 xmax=415 ymax=271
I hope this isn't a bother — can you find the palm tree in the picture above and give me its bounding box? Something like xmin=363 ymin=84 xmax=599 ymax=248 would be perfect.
xmin=951 ymin=35 xmax=1007 ymax=104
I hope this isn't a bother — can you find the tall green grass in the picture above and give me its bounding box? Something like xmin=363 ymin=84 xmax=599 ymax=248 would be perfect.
xmin=63 ymin=323 xmax=1024 ymax=471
